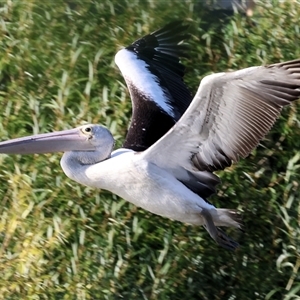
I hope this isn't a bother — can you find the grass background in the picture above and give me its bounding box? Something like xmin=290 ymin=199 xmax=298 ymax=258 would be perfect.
xmin=0 ymin=0 xmax=300 ymax=299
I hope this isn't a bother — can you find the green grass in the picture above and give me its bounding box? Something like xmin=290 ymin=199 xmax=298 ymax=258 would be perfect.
xmin=0 ymin=0 xmax=300 ymax=299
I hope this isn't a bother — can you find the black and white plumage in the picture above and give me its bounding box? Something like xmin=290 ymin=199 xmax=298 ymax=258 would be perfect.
xmin=116 ymin=22 xmax=192 ymax=151
xmin=0 ymin=22 xmax=300 ymax=250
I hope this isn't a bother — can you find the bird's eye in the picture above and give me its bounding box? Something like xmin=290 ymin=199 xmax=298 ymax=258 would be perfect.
xmin=84 ymin=127 xmax=92 ymax=133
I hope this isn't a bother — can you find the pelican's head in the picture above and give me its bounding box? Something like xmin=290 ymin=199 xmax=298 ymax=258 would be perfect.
xmin=0 ymin=124 xmax=115 ymax=162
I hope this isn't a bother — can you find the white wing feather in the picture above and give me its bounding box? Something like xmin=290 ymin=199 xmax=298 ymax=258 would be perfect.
xmin=141 ymin=59 xmax=300 ymax=172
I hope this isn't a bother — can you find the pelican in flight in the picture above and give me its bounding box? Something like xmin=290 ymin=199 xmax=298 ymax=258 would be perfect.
xmin=0 ymin=23 xmax=300 ymax=250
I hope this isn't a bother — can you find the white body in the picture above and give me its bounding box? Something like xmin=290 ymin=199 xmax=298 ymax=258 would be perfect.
xmin=61 ymin=150 xmax=234 ymax=227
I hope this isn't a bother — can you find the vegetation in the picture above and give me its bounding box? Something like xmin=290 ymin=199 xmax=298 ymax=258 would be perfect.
xmin=0 ymin=0 xmax=299 ymax=299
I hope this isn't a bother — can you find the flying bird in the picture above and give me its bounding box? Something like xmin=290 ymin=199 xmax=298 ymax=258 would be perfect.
xmin=0 ymin=22 xmax=300 ymax=250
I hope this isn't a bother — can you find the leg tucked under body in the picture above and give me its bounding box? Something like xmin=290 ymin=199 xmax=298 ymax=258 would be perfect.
xmin=201 ymin=208 xmax=240 ymax=251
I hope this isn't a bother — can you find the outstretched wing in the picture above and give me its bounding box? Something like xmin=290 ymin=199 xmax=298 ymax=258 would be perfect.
xmin=141 ymin=59 xmax=300 ymax=175
xmin=115 ymin=21 xmax=193 ymax=151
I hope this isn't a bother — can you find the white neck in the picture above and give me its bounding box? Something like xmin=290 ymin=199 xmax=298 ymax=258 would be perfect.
xmin=60 ymin=149 xmax=137 ymax=200
xmin=59 ymin=136 xmax=114 ymax=188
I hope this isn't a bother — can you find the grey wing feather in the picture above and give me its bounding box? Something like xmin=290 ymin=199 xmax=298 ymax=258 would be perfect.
xmin=192 ymin=59 xmax=300 ymax=172
xmin=142 ymin=58 xmax=300 ymax=176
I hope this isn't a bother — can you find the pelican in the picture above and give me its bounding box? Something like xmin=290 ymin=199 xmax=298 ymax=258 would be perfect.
xmin=0 ymin=23 xmax=300 ymax=250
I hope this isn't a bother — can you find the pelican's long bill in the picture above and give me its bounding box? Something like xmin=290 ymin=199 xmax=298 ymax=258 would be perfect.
xmin=0 ymin=127 xmax=94 ymax=154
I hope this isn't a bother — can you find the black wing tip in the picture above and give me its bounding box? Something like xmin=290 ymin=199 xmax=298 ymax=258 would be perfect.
xmin=151 ymin=20 xmax=190 ymax=36
xmin=125 ymin=20 xmax=190 ymax=54
xmin=124 ymin=20 xmax=190 ymax=79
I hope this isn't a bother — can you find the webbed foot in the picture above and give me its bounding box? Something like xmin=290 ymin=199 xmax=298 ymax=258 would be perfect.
xmin=215 ymin=227 xmax=239 ymax=251
xmin=202 ymin=208 xmax=239 ymax=251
